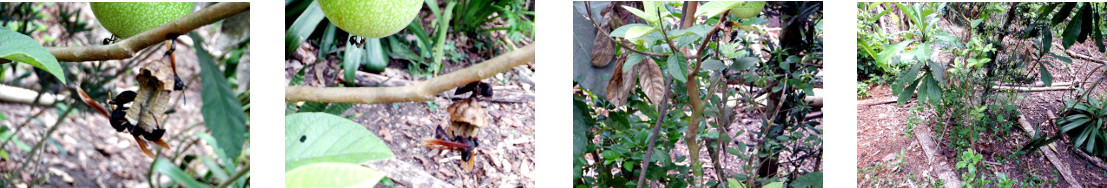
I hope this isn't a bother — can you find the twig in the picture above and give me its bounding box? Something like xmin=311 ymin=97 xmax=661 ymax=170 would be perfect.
xmin=285 ymin=44 xmax=535 ymax=104
xmin=36 ymin=3 xmax=249 ymax=62
xmin=0 ymin=84 xmax=65 ymax=106
xmin=635 ymin=75 xmax=674 ymax=188
xmin=15 ymin=103 xmax=75 ymax=181
xmin=215 ymin=166 xmax=250 ymax=188
xmin=1066 ymin=50 xmax=1106 ymax=64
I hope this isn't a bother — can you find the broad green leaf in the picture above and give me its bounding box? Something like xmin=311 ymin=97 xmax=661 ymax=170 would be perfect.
xmin=285 ymin=162 xmax=384 ymax=188
xmin=572 ymin=100 xmax=589 ymax=180
xmin=0 ymin=29 xmax=66 ymax=84
xmin=763 ymin=182 xmax=784 ymax=188
xmin=892 ymin=60 xmax=921 ymax=95
xmin=343 ymin=38 xmax=364 ymax=86
xmin=702 ymin=60 xmax=726 ymax=71
xmin=1061 ymin=6 xmax=1083 ymax=50
xmin=154 ymin=158 xmax=208 ymax=188
xmin=970 ymin=19 xmax=983 ymax=29
xmin=610 ymin=24 xmax=650 ymax=38
xmin=1094 ymin=9 xmax=1105 ymax=53
xmin=364 ymin=38 xmax=387 ymax=73
xmin=731 ymin=57 xmax=758 ymax=71
xmin=200 ymin=156 xmax=230 ymax=182
xmin=668 ymin=53 xmax=688 ymax=82
xmin=1051 ymin=3 xmax=1076 ymax=26
xmin=286 ymin=113 xmax=393 ymax=171
xmin=790 ymin=172 xmax=823 ymax=188
xmin=928 ymin=60 xmax=945 ymax=84
xmin=897 ymin=77 xmax=922 ymax=105
xmin=573 ymin=8 xmax=617 ymax=95
xmin=668 ymin=25 xmax=713 ymax=39
xmin=624 ymin=53 xmax=645 ymax=72
xmin=1041 ymin=68 xmax=1053 ymax=87
xmin=192 ymin=32 xmax=247 ymax=160
xmin=728 ymin=178 xmax=745 ymax=188
xmin=621 ymin=5 xmax=656 ymax=23
xmin=925 ymin=75 xmax=941 ymax=105
xmin=695 ymin=1 xmax=741 ymax=18
xmin=1050 ymin=53 xmax=1073 ymax=64
xmin=1042 ymin=24 xmax=1052 ymax=56
xmin=624 ymin=26 xmax=659 ymax=40
xmin=876 ymin=40 xmax=914 ymax=71
xmin=286 ymin=0 xmax=326 ymax=57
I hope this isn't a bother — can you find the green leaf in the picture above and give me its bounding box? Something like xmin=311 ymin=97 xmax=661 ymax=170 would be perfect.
xmin=285 ymin=162 xmax=384 ymax=188
xmin=1094 ymin=9 xmax=1106 ymax=53
xmin=1061 ymin=6 xmax=1084 ymax=50
xmin=970 ymin=19 xmax=983 ymax=29
xmin=790 ymin=172 xmax=823 ymax=188
xmin=763 ymin=182 xmax=784 ymax=188
xmin=925 ymin=74 xmax=941 ymax=105
xmin=897 ymin=77 xmax=922 ymax=105
xmin=200 ymin=156 xmax=230 ymax=182
xmin=728 ymin=178 xmax=745 ymax=188
xmin=668 ymin=53 xmax=688 ymax=82
xmin=621 ymin=5 xmax=656 ymax=23
xmin=1042 ymin=24 xmax=1052 ymax=56
xmin=364 ymin=38 xmax=387 ymax=73
xmin=192 ymin=32 xmax=247 ymax=160
xmin=695 ymin=1 xmax=741 ymax=18
xmin=876 ymin=40 xmax=914 ymax=71
xmin=285 ymin=0 xmax=326 ymax=57
xmin=624 ymin=26 xmax=659 ymax=40
xmin=1041 ymin=68 xmax=1053 ymax=87
xmin=610 ymin=24 xmax=650 ymax=38
xmin=1051 ymin=2 xmax=1077 ymax=26
xmin=702 ymin=60 xmax=726 ymax=71
xmin=153 ymin=158 xmax=208 ymax=188
xmin=624 ymin=52 xmax=645 ymax=72
xmin=343 ymin=38 xmax=364 ymax=86
xmin=285 ymin=113 xmax=393 ymax=171
xmin=0 ymin=29 xmax=66 ymax=84
xmin=731 ymin=57 xmax=758 ymax=71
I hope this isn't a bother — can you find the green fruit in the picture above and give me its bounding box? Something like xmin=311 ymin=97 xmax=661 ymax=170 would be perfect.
xmin=318 ymin=0 xmax=422 ymax=38
xmin=91 ymin=2 xmax=194 ymax=38
xmin=730 ymin=1 xmax=766 ymax=19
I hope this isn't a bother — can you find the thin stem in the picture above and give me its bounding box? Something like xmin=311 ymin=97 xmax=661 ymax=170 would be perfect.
xmin=215 ymin=166 xmax=250 ymax=188
xmin=15 ymin=103 xmax=75 ymax=180
xmin=635 ymin=75 xmax=674 ymax=188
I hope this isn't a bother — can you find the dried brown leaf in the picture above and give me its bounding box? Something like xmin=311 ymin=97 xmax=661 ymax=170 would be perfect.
xmin=591 ymin=10 xmax=615 ymax=67
xmin=638 ymin=58 xmax=665 ymax=107
xmin=606 ymin=53 xmax=636 ymax=106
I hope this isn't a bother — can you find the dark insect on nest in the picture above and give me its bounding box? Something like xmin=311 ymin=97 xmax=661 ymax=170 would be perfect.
xmin=423 ymin=81 xmax=492 ymax=172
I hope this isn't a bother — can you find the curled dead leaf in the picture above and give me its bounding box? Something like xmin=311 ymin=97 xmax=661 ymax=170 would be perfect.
xmin=638 ymin=58 xmax=665 ymax=107
xmin=591 ymin=9 xmax=615 ymax=67
xmin=606 ymin=53 xmax=636 ymax=107
xmin=126 ymin=61 xmax=174 ymax=132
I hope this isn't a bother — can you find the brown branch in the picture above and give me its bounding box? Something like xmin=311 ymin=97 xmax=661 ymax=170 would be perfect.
xmin=45 ymin=2 xmax=249 ymax=62
xmin=285 ymin=44 xmax=535 ymax=103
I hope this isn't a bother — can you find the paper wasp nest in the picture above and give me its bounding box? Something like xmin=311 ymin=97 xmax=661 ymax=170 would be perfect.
xmin=125 ymin=61 xmax=174 ymax=131
xmin=446 ymin=98 xmax=487 ymax=138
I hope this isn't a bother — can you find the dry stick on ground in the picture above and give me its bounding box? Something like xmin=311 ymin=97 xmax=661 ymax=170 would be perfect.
xmin=1016 ymin=115 xmax=1083 ymax=188
xmin=1066 ymin=50 xmax=1107 ymax=64
xmin=40 ymin=2 xmax=248 ymax=62
xmin=914 ymin=128 xmax=962 ymax=188
xmin=285 ymin=44 xmax=535 ymax=104
xmin=364 ymin=158 xmax=453 ymax=187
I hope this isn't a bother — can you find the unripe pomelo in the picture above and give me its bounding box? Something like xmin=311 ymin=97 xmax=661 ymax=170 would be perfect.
xmin=318 ymin=0 xmax=422 ymax=38
xmin=90 ymin=2 xmax=194 ymax=38
xmin=730 ymin=1 xmax=766 ymax=19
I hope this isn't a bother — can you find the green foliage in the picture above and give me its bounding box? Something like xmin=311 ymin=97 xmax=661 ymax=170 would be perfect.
xmin=192 ymin=32 xmax=247 ymax=160
xmin=1057 ymin=96 xmax=1107 ymax=157
xmin=0 ymin=28 xmax=66 ymax=84
xmin=955 ymin=150 xmax=989 ymax=188
xmin=285 ymin=113 xmax=393 ymax=187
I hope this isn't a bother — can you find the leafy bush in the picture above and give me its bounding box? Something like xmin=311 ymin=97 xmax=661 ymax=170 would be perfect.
xmin=1057 ymin=96 xmax=1107 ymax=157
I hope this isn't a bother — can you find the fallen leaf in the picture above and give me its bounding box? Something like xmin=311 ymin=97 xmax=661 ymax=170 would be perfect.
xmin=378 ymin=127 xmax=393 ymax=143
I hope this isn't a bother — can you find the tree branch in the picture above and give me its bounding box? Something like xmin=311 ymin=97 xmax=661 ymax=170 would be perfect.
xmin=45 ymin=2 xmax=249 ymax=62
xmin=285 ymin=44 xmax=535 ymax=103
